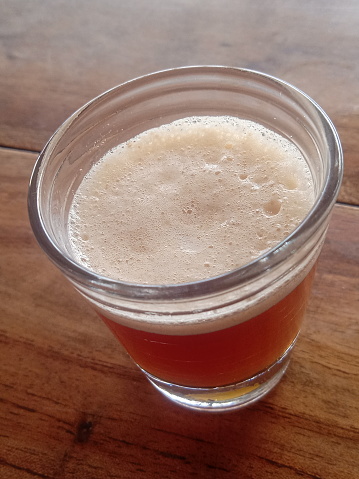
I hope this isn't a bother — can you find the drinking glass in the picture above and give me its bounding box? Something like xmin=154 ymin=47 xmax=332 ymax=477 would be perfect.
xmin=28 ymin=66 xmax=343 ymax=411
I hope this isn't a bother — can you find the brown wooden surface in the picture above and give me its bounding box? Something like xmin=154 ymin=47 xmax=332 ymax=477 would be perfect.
xmin=0 ymin=1 xmax=358 ymax=478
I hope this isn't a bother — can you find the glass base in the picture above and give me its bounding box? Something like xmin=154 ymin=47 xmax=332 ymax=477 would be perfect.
xmin=141 ymin=345 xmax=293 ymax=412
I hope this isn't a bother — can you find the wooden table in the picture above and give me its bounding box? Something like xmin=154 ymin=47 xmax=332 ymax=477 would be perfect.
xmin=1 ymin=1 xmax=358 ymax=478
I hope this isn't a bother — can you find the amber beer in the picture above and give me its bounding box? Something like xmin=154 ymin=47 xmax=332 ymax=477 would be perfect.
xmin=68 ymin=116 xmax=315 ymax=389
xmin=28 ymin=67 xmax=342 ymax=410
xmin=100 ymin=267 xmax=315 ymax=388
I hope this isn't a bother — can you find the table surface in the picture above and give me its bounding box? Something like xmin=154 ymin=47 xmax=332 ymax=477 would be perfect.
xmin=1 ymin=1 xmax=358 ymax=478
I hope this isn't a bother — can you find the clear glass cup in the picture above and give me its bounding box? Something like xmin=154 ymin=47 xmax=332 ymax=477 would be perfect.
xmin=28 ymin=66 xmax=343 ymax=411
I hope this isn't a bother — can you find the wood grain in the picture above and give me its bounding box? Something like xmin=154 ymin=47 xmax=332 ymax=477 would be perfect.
xmin=0 ymin=0 xmax=358 ymax=203
xmin=1 ymin=1 xmax=358 ymax=477
xmin=0 ymin=147 xmax=358 ymax=478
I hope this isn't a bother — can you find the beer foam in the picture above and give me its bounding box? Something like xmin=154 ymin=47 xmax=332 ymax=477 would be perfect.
xmin=69 ymin=116 xmax=314 ymax=287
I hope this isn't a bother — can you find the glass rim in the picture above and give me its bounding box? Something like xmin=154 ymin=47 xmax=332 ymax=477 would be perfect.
xmin=28 ymin=65 xmax=343 ymax=301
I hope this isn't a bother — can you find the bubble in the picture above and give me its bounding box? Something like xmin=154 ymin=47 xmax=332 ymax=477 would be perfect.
xmin=183 ymin=206 xmax=193 ymax=214
xmin=282 ymin=176 xmax=299 ymax=190
xmin=252 ymin=172 xmax=269 ymax=185
xmin=221 ymin=153 xmax=234 ymax=160
xmin=263 ymin=198 xmax=282 ymax=216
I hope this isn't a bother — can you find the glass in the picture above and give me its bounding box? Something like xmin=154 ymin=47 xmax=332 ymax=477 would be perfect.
xmin=28 ymin=66 xmax=343 ymax=411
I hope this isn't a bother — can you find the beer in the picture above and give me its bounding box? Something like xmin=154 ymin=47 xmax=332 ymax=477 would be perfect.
xmin=28 ymin=67 xmax=342 ymax=409
xmin=69 ymin=116 xmax=313 ymax=283
xmin=68 ymin=116 xmax=315 ymax=387
xmin=100 ymin=268 xmax=315 ymax=387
